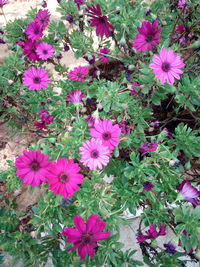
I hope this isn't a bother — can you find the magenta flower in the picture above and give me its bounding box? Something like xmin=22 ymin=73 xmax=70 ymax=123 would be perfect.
xmin=143 ymin=181 xmax=154 ymax=191
xmin=98 ymin=48 xmax=110 ymax=63
xmin=132 ymin=20 xmax=162 ymax=52
xmin=149 ymin=48 xmax=185 ymax=84
xmin=34 ymin=121 xmax=47 ymax=130
xmin=36 ymin=42 xmax=54 ymax=60
xmin=23 ymin=67 xmax=50 ymax=91
xmin=25 ymin=22 xmax=43 ymax=41
xmin=69 ymin=66 xmax=89 ymax=82
xmin=34 ymin=9 xmax=50 ymax=30
xmin=39 ymin=109 xmax=54 ymax=124
xmin=176 ymin=24 xmax=186 ymax=34
xmin=80 ymin=138 xmax=110 ymax=170
xmin=178 ymin=0 xmax=187 ymax=8
xmin=118 ymin=120 xmax=131 ymax=135
xmin=137 ymin=224 xmax=166 ymax=243
xmin=139 ymin=141 xmax=158 ymax=156
xmin=86 ymin=4 xmax=114 ymax=39
xmin=130 ymin=82 xmax=141 ymax=95
xmin=90 ymin=120 xmax=121 ymax=150
xmin=178 ymin=181 xmax=200 ymax=206
xmin=85 ymin=115 xmax=102 ymax=127
xmin=62 ymin=214 xmax=111 ymax=260
xmin=74 ymin=0 xmax=85 ymax=10
xmin=47 ymin=158 xmax=84 ymax=198
xmin=15 ymin=150 xmax=52 ymax=186
xmin=23 ymin=39 xmax=40 ymax=61
xmin=0 ymin=0 xmax=9 ymax=7
xmin=66 ymin=90 xmax=86 ymax=104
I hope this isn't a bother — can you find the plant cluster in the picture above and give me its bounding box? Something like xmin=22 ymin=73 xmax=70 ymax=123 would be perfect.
xmin=0 ymin=0 xmax=200 ymax=266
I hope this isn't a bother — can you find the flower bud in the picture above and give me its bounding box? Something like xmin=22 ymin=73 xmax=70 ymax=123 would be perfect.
xmin=128 ymin=65 xmax=135 ymax=71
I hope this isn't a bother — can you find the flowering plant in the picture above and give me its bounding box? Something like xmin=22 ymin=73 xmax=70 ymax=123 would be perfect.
xmin=0 ymin=0 xmax=200 ymax=266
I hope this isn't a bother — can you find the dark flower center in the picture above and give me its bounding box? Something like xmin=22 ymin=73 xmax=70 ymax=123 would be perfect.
xmin=82 ymin=233 xmax=92 ymax=244
xmin=76 ymin=72 xmax=82 ymax=78
xmin=33 ymin=77 xmax=41 ymax=84
xmin=31 ymin=161 xmax=40 ymax=171
xmin=43 ymin=49 xmax=48 ymax=55
xmin=34 ymin=29 xmax=39 ymax=35
xmin=103 ymin=132 xmax=111 ymax=140
xmin=161 ymin=62 xmax=171 ymax=72
xmin=91 ymin=150 xmax=99 ymax=159
xmin=59 ymin=173 xmax=69 ymax=183
xmin=99 ymin=16 xmax=106 ymax=23
xmin=146 ymin=34 xmax=154 ymax=42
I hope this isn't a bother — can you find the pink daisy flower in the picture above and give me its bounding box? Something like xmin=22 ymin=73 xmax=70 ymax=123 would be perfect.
xmin=62 ymin=214 xmax=111 ymax=260
xmin=25 ymin=21 xmax=43 ymax=41
xmin=23 ymin=39 xmax=40 ymax=61
xmin=47 ymin=158 xmax=84 ymax=198
xmin=149 ymin=48 xmax=185 ymax=84
xmin=98 ymin=48 xmax=110 ymax=63
xmin=66 ymin=90 xmax=86 ymax=104
xmin=36 ymin=42 xmax=54 ymax=60
xmin=74 ymin=0 xmax=85 ymax=10
xmin=132 ymin=20 xmax=162 ymax=52
xmin=178 ymin=181 xmax=200 ymax=207
xmin=15 ymin=150 xmax=52 ymax=186
xmin=86 ymin=4 xmax=114 ymax=39
xmin=80 ymin=138 xmax=110 ymax=170
xmin=69 ymin=66 xmax=89 ymax=82
xmin=34 ymin=9 xmax=50 ymax=30
xmin=90 ymin=120 xmax=121 ymax=150
xmin=23 ymin=67 xmax=50 ymax=91
xmin=0 ymin=0 xmax=9 ymax=7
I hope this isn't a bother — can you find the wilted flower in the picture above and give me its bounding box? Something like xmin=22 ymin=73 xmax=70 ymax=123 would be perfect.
xmin=74 ymin=0 xmax=85 ymax=10
xmin=164 ymin=242 xmax=177 ymax=254
xmin=137 ymin=224 xmax=166 ymax=243
xmin=139 ymin=141 xmax=158 ymax=156
xmin=98 ymin=48 xmax=110 ymax=63
xmin=143 ymin=181 xmax=154 ymax=191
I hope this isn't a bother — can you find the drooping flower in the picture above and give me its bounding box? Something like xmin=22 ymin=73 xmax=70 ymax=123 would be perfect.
xmin=80 ymin=138 xmax=110 ymax=170
xmin=178 ymin=181 xmax=200 ymax=206
xmin=139 ymin=141 xmax=158 ymax=156
xmin=85 ymin=115 xmax=102 ymax=127
xmin=132 ymin=20 xmax=162 ymax=52
xmin=143 ymin=181 xmax=154 ymax=191
xmin=149 ymin=48 xmax=185 ymax=84
xmin=176 ymin=24 xmax=186 ymax=34
xmin=39 ymin=109 xmax=54 ymax=124
xmin=64 ymin=44 xmax=70 ymax=52
xmin=74 ymin=0 xmax=85 ymax=10
xmin=0 ymin=38 xmax=6 ymax=44
xmin=62 ymin=214 xmax=111 ymax=260
xmin=137 ymin=224 xmax=166 ymax=243
xmin=69 ymin=66 xmax=89 ymax=82
xmin=90 ymin=120 xmax=121 ymax=150
xmin=36 ymin=42 xmax=54 ymax=60
xmin=23 ymin=67 xmax=50 ymax=90
xmin=15 ymin=150 xmax=52 ymax=186
xmin=98 ymin=48 xmax=110 ymax=63
xmin=23 ymin=39 xmax=40 ymax=61
xmin=34 ymin=9 xmax=50 ymax=30
xmin=164 ymin=242 xmax=177 ymax=254
xmin=0 ymin=0 xmax=9 ymax=7
xmin=25 ymin=21 xmax=43 ymax=41
xmin=130 ymin=82 xmax=141 ymax=95
xmin=47 ymin=158 xmax=84 ymax=198
xmin=66 ymin=90 xmax=86 ymax=104
xmin=118 ymin=120 xmax=131 ymax=135
xmin=86 ymin=4 xmax=114 ymax=38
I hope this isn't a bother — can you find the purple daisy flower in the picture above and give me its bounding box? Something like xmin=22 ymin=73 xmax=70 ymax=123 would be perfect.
xmin=86 ymin=4 xmax=114 ymax=39
xmin=25 ymin=22 xmax=43 ymax=41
